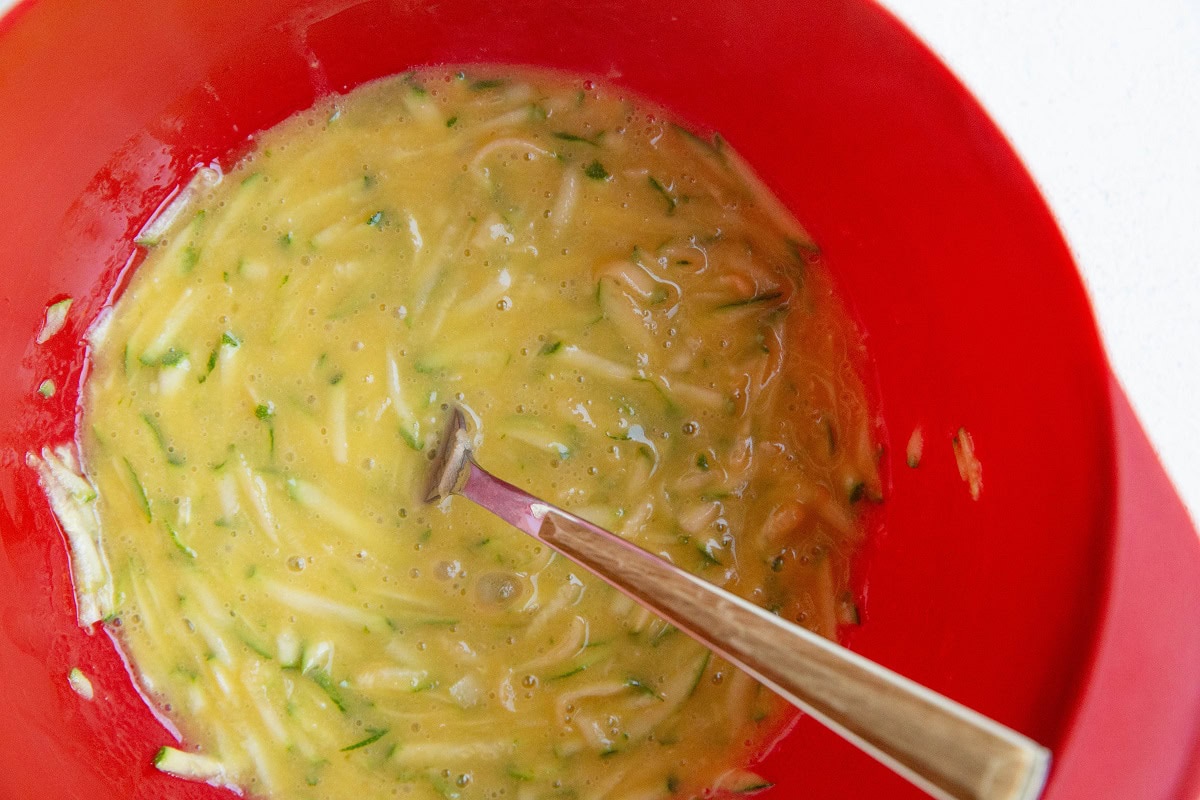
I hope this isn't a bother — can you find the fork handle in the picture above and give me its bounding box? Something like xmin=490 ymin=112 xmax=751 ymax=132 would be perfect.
xmin=456 ymin=460 xmax=1049 ymax=800
xmin=536 ymin=507 xmax=1050 ymax=800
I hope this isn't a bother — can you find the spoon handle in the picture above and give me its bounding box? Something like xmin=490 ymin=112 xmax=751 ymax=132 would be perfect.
xmin=456 ymin=461 xmax=1049 ymax=800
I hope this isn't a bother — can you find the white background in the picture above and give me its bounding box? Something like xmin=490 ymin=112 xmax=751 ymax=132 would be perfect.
xmin=877 ymin=0 xmax=1200 ymax=520
xmin=3 ymin=0 xmax=1197 ymax=519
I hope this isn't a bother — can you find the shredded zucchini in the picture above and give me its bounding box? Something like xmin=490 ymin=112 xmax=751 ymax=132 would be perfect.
xmin=51 ymin=66 xmax=877 ymax=800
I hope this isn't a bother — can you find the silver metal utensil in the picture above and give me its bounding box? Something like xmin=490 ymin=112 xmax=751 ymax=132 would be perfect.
xmin=425 ymin=407 xmax=1050 ymax=800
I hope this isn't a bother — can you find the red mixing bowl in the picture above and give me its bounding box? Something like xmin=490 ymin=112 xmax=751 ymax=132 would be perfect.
xmin=2 ymin=1 xmax=1198 ymax=798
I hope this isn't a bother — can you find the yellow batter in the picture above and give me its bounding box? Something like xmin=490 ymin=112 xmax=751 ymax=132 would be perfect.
xmin=65 ymin=68 xmax=878 ymax=799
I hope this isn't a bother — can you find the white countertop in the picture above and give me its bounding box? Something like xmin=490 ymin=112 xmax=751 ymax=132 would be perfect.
xmin=880 ymin=0 xmax=1200 ymax=520
xmin=3 ymin=0 xmax=1197 ymax=519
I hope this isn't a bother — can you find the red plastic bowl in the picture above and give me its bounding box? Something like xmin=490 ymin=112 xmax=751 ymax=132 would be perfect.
xmin=2 ymin=1 xmax=1198 ymax=798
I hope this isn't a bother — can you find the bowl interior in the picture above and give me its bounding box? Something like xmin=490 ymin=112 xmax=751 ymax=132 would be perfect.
xmin=0 ymin=0 xmax=1114 ymax=797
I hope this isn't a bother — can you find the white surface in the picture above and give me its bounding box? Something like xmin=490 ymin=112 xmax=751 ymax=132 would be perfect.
xmin=880 ymin=0 xmax=1200 ymax=521
xmin=2 ymin=0 xmax=1197 ymax=518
